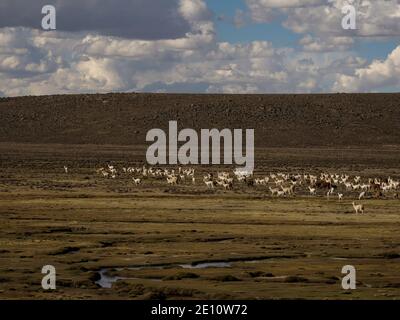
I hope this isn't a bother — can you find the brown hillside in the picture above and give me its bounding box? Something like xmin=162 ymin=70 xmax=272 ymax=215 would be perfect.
xmin=0 ymin=93 xmax=399 ymax=147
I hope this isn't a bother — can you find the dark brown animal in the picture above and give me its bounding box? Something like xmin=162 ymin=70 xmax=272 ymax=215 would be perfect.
xmin=315 ymin=181 xmax=335 ymax=190
xmin=370 ymin=183 xmax=381 ymax=191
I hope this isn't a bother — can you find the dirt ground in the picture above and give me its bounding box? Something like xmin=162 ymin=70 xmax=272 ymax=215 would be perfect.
xmin=0 ymin=143 xmax=399 ymax=300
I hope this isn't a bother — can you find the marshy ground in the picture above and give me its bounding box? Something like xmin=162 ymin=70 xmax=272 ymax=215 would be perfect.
xmin=0 ymin=143 xmax=400 ymax=299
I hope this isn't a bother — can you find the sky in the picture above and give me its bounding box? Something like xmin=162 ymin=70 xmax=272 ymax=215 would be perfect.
xmin=0 ymin=0 xmax=399 ymax=96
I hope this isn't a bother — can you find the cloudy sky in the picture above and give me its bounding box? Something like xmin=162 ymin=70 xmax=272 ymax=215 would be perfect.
xmin=0 ymin=0 xmax=399 ymax=96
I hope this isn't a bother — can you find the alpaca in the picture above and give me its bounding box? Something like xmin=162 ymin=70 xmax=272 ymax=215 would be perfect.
xmin=352 ymin=202 xmax=364 ymax=214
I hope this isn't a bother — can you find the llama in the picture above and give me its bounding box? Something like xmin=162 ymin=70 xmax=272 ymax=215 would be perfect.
xmin=281 ymin=185 xmax=294 ymax=196
xmin=222 ymin=182 xmax=233 ymax=190
xmin=326 ymin=187 xmax=335 ymax=199
xmin=352 ymin=202 xmax=364 ymax=214
xmin=326 ymin=190 xmax=331 ymax=199
xmin=167 ymin=176 xmax=178 ymax=185
xmin=216 ymin=180 xmax=225 ymax=187
xmin=276 ymin=190 xmax=285 ymax=197
xmin=101 ymin=171 xmax=109 ymax=178
xmin=308 ymin=186 xmax=316 ymax=196
xmin=269 ymin=187 xmax=279 ymax=196
xmin=205 ymin=180 xmax=214 ymax=189
xmin=344 ymin=182 xmax=352 ymax=190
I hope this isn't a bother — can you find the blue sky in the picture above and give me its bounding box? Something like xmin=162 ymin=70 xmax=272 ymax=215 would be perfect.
xmin=354 ymin=38 xmax=399 ymax=61
xmin=206 ymin=0 xmax=301 ymax=47
xmin=0 ymin=0 xmax=399 ymax=96
xmin=206 ymin=0 xmax=398 ymax=62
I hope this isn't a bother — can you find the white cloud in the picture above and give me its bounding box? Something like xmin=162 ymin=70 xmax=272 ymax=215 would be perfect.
xmin=247 ymin=0 xmax=323 ymax=9
xmin=179 ymin=0 xmax=210 ymax=22
xmin=334 ymin=45 xmax=400 ymax=92
xmin=0 ymin=26 xmax=379 ymax=95
xmin=299 ymin=35 xmax=354 ymax=52
xmin=247 ymin=0 xmax=400 ymax=38
xmin=0 ymin=0 xmax=398 ymax=96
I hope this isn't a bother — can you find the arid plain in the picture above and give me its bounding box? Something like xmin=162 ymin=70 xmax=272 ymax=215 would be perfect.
xmin=0 ymin=93 xmax=400 ymax=299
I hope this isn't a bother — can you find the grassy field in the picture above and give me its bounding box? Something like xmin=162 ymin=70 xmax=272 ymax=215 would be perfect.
xmin=0 ymin=143 xmax=400 ymax=299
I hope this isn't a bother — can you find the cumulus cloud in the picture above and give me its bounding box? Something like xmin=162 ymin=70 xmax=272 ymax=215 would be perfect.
xmin=0 ymin=0 xmax=398 ymax=96
xmin=234 ymin=10 xmax=247 ymax=28
xmin=334 ymin=45 xmax=400 ymax=92
xmin=0 ymin=25 xmax=365 ymax=96
xmin=0 ymin=0 xmax=217 ymax=96
xmin=246 ymin=0 xmax=400 ymax=38
xmin=299 ymin=35 xmax=354 ymax=52
xmin=246 ymin=0 xmax=323 ymax=9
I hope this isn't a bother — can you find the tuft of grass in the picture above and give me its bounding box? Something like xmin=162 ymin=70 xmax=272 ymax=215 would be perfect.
xmin=381 ymin=252 xmax=400 ymax=259
xmin=163 ymin=272 xmax=200 ymax=280
xmin=284 ymin=276 xmax=309 ymax=283
xmin=248 ymin=271 xmax=274 ymax=278
xmin=213 ymin=275 xmax=241 ymax=282
xmin=49 ymin=246 xmax=80 ymax=255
